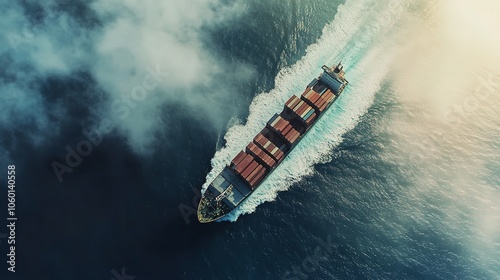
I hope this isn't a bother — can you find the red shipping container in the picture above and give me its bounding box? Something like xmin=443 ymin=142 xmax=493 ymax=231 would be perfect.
xmin=246 ymin=165 xmax=263 ymax=184
xmin=292 ymin=101 xmax=303 ymax=112
xmin=282 ymin=124 xmax=292 ymax=136
xmin=306 ymin=92 xmax=320 ymax=106
xmin=231 ymin=151 xmax=246 ymax=167
xmin=298 ymin=108 xmax=307 ymax=118
xmin=235 ymin=154 xmax=253 ymax=174
xmin=302 ymin=89 xmax=310 ymax=99
xmin=315 ymin=96 xmax=326 ymax=110
xmin=250 ymin=168 xmax=267 ymax=187
xmin=300 ymin=106 xmax=314 ymax=118
xmin=291 ymin=100 xmax=303 ymax=111
xmin=301 ymin=102 xmax=312 ymax=114
xmin=306 ymin=113 xmax=317 ymax=126
xmin=246 ymin=143 xmax=277 ymax=169
xmin=260 ymin=154 xmax=275 ymax=169
xmin=285 ymin=95 xmax=301 ymax=110
xmin=301 ymin=88 xmax=311 ymax=96
xmin=289 ymin=131 xmax=298 ymax=143
xmin=291 ymin=130 xmax=300 ymax=143
xmin=269 ymin=115 xmax=281 ymax=127
xmin=299 ymin=107 xmax=310 ymax=118
xmin=326 ymin=92 xmax=336 ymax=103
xmin=307 ymin=112 xmax=317 ymax=122
xmin=272 ymin=120 xmax=282 ymax=132
xmin=319 ymin=98 xmax=329 ymax=111
xmin=271 ymin=116 xmax=286 ymax=131
xmin=259 ymin=131 xmax=285 ymax=157
xmin=246 ymin=142 xmax=259 ymax=155
xmin=322 ymin=91 xmax=333 ymax=103
xmin=303 ymin=88 xmax=316 ymax=99
xmin=285 ymin=132 xmax=296 ymax=144
xmin=300 ymin=95 xmax=317 ymax=112
xmin=283 ymin=126 xmax=299 ymax=144
xmin=310 ymin=91 xmax=321 ymax=103
xmin=244 ymin=165 xmax=259 ymax=184
xmin=254 ymin=134 xmax=282 ymax=161
xmin=242 ymin=160 xmax=259 ymax=179
xmin=279 ymin=119 xmax=290 ymax=132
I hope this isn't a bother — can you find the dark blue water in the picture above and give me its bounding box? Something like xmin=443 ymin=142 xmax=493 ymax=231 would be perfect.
xmin=1 ymin=0 xmax=499 ymax=279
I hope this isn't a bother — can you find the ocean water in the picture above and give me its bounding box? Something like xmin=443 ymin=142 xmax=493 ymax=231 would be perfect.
xmin=0 ymin=0 xmax=499 ymax=279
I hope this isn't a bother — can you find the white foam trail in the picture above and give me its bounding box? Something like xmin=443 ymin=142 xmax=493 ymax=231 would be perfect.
xmin=202 ymin=0 xmax=410 ymax=221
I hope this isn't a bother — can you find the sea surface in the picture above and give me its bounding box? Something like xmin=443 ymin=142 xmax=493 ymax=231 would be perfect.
xmin=0 ymin=0 xmax=499 ymax=279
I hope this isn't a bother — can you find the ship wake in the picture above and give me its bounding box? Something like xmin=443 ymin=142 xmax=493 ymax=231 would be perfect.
xmin=202 ymin=0 xmax=432 ymax=221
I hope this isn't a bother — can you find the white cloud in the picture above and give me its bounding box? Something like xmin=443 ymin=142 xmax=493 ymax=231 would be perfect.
xmin=0 ymin=0 xmax=254 ymax=156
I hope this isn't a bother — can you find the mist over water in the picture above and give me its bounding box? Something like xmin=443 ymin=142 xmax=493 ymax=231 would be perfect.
xmin=1 ymin=0 xmax=499 ymax=279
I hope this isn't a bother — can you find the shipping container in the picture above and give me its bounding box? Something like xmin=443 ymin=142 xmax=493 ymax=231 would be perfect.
xmin=305 ymin=112 xmax=317 ymax=126
xmin=293 ymin=100 xmax=306 ymax=112
xmin=250 ymin=167 xmax=267 ymax=188
xmin=322 ymin=90 xmax=334 ymax=102
xmin=286 ymin=130 xmax=299 ymax=144
xmin=312 ymin=90 xmax=322 ymax=103
xmin=285 ymin=95 xmax=301 ymax=110
xmin=301 ymin=95 xmax=318 ymax=112
xmin=253 ymin=133 xmax=284 ymax=161
xmin=316 ymin=96 xmax=326 ymax=111
xmin=246 ymin=142 xmax=277 ymax=169
xmin=306 ymin=113 xmax=317 ymax=123
xmin=282 ymin=124 xmax=292 ymax=136
xmin=282 ymin=125 xmax=300 ymax=144
xmin=303 ymin=108 xmax=315 ymax=120
xmin=235 ymin=154 xmax=253 ymax=174
xmin=231 ymin=151 xmax=246 ymax=167
xmin=246 ymin=165 xmax=263 ymax=184
xmin=294 ymin=102 xmax=306 ymax=116
xmin=300 ymin=106 xmax=313 ymax=118
xmin=313 ymin=83 xmax=328 ymax=95
xmin=269 ymin=114 xmax=280 ymax=127
xmin=241 ymin=160 xmax=259 ymax=179
xmin=324 ymin=89 xmax=332 ymax=97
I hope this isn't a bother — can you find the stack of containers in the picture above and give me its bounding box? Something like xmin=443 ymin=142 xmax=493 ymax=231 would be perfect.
xmin=230 ymin=151 xmax=247 ymax=168
xmin=241 ymin=160 xmax=266 ymax=189
xmin=301 ymin=88 xmax=336 ymax=114
xmin=232 ymin=153 xmax=254 ymax=175
xmin=248 ymin=166 xmax=266 ymax=188
xmin=280 ymin=122 xmax=300 ymax=145
xmin=267 ymin=114 xmax=300 ymax=145
xmin=285 ymin=95 xmax=301 ymax=111
xmin=253 ymin=133 xmax=285 ymax=162
xmin=246 ymin=142 xmax=277 ymax=170
xmin=240 ymin=160 xmax=259 ymax=180
xmin=284 ymin=95 xmax=317 ymax=128
xmin=230 ymin=151 xmax=267 ymax=188
xmin=268 ymin=114 xmax=289 ymax=134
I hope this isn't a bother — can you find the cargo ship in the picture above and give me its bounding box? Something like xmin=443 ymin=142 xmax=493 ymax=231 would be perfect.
xmin=197 ymin=63 xmax=348 ymax=223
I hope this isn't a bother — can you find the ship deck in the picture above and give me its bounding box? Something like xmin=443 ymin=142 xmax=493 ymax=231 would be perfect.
xmin=207 ymin=168 xmax=252 ymax=209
